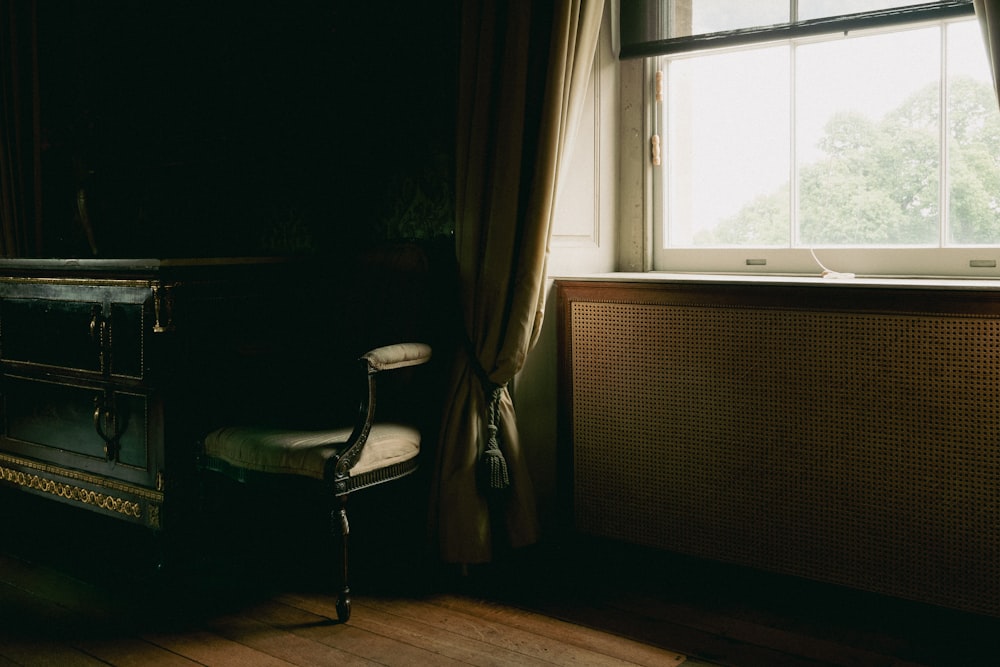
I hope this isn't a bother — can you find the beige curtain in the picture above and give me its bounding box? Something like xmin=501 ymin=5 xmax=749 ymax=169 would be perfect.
xmin=976 ymin=0 xmax=1000 ymax=110
xmin=430 ymin=0 xmax=604 ymax=564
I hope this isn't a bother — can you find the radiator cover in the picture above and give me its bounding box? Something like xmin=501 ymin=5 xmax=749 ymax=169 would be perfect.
xmin=557 ymin=279 xmax=1000 ymax=616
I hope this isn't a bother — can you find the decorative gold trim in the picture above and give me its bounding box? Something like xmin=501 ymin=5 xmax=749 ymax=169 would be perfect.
xmin=0 ymin=276 xmax=155 ymax=289
xmin=148 ymin=503 xmax=161 ymax=529
xmin=0 ymin=452 xmax=162 ymax=501
xmin=1 ymin=358 xmax=100 ymax=376
xmin=0 ymin=463 xmax=144 ymax=520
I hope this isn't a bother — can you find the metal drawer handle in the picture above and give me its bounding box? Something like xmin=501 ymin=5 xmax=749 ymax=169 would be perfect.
xmin=89 ymin=306 xmax=103 ymax=342
xmin=93 ymin=393 xmax=124 ymax=461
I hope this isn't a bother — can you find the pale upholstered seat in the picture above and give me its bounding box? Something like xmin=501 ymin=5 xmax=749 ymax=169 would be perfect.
xmin=199 ymin=342 xmax=432 ymax=623
xmin=204 ymin=423 xmax=420 ymax=482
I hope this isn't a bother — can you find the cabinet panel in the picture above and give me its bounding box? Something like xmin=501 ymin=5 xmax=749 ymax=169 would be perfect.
xmin=2 ymin=376 xmax=148 ymax=471
xmin=0 ymin=298 xmax=146 ymax=379
xmin=0 ymin=257 xmax=311 ymax=531
xmin=0 ymin=299 xmax=103 ymax=372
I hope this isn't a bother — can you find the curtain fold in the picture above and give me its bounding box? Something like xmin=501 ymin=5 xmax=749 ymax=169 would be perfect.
xmin=976 ymin=0 xmax=1000 ymax=110
xmin=0 ymin=0 xmax=42 ymax=257
xmin=430 ymin=0 xmax=604 ymax=564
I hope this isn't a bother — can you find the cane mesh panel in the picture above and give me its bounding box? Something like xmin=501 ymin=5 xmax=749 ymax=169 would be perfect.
xmin=570 ymin=300 xmax=1000 ymax=616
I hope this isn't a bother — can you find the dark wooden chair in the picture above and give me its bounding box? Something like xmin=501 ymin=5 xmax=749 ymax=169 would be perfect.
xmin=199 ymin=341 xmax=432 ymax=622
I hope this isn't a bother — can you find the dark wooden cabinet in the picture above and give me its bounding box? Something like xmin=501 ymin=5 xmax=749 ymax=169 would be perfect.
xmin=0 ymin=258 xmax=312 ymax=532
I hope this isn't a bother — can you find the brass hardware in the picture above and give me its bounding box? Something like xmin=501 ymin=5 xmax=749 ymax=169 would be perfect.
xmin=147 ymin=503 xmax=161 ymax=529
xmin=0 ymin=463 xmax=144 ymax=520
xmin=155 ymin=471 xmax=165 ymax=492
xmin=0 ymin=452 xmax=163 ymax=501
xmin=152 ymin=283 xmax=175 ymax=333
xmin=89 ymin=305 xmax=99 ymax=341
xmin=93 ymin=391 xmax=124 ymax=461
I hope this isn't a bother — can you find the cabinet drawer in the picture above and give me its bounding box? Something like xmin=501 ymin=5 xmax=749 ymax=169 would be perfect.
xmin=1 ymin=376 xmax=149 ymax=473
xmin=0 ymin=298 xmax=145 ymax=378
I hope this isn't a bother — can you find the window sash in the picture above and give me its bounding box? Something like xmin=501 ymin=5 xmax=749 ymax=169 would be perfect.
xmin=619 ymin=0 xmax=974 ymax=59
xmin=651 ymin=16 xmax=1000 ymax=277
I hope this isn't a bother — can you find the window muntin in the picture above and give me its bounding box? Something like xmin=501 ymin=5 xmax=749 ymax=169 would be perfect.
xmin=654 ymin=15 xmax=1000 ymax=276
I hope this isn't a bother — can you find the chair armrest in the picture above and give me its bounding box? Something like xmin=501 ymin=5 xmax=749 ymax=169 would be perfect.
xmin=328 ymin=342 xmax=432 ymax=489
xmin=362 ymin=343 xmax=432 ymax=372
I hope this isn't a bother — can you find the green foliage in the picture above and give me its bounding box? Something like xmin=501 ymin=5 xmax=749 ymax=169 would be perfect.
xmin=697 ymin=77 xmax=1000 ymax=246
xmin=377 ymin=151 xmax=455 ymax=241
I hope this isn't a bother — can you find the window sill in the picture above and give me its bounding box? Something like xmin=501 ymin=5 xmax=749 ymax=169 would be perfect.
xmin=551 ymin=271 xmax=1000 ymax=292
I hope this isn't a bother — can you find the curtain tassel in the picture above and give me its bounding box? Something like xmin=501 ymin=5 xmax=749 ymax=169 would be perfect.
xmin=482 ymin=385 xmax=510 ymax=491
xmin=465 ymin=339 xmax=511 ymax=492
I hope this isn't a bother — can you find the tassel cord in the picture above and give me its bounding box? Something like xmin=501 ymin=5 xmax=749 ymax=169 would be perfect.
xmin=482 ymin=383 xmax=510 ymax=490
xmin=464 ymin=338 xmax=511 ymax=491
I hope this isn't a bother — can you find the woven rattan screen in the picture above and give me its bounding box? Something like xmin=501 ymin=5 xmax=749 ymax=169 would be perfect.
xmin=559 ymin=280 xmax=1000 ymax=616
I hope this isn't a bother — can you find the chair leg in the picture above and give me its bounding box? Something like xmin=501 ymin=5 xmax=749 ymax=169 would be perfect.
xmin=331 ymin=495 xmax=351 ymax=622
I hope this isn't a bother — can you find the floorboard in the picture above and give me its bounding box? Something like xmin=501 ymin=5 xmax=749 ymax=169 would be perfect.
xmin=73 ymin=638 xmax=203 ymax=667
xmin=2 ymin=490 xmax=997 ymax=666
xmin=475 ymin=535 xmax=1000 ymax=667
xmin=419 ymin=594 xmax=686 ymax=667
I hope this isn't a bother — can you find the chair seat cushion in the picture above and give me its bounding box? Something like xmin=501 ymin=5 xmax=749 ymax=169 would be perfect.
xmin=203 ymin=423 xmax=420 ymax=480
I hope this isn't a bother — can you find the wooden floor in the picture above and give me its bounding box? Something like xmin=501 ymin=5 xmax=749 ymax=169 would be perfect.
xmin=0 ymin=489 xmax=700 ymax=667
xmin=2 ymin=489 xmax=997 ymax=667
xmin=0 ymin=553 xmax=697 ymax=667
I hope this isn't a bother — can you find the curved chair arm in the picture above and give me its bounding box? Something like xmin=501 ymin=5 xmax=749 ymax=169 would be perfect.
xmin=362 ymin=342 xmax=433 ymax=373
xmin=328 ymin=342 xmax=432 ymax=488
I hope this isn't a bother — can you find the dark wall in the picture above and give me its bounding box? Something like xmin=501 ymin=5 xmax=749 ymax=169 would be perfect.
xmin=36 ymin=1 xmax=457 ymax=259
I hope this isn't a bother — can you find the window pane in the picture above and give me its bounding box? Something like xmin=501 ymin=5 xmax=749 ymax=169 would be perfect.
xmin=947 ymin=20 xmax=1000 ymax=245
xmin=795 ymin=27 xmax=940 ymax=246
xmin=666 ymin=46 xmax=790 ymax=246
xmin=678 ymin=0 xmax=788 ymax=36
xmin=798 ymin=0 xmax=933 ymax=21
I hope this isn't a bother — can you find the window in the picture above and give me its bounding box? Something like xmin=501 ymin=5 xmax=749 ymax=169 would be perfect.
xmin=646 ymin=1 xmax=1000 ymax=276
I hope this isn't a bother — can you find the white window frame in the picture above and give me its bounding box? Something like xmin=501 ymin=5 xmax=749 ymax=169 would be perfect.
xmin=647 ymin=13 xmax=1000 ymax=278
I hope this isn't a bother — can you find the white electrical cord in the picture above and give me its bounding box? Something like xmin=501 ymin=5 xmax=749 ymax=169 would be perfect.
xmin=809 ymin=248 xmax=855 ymax=280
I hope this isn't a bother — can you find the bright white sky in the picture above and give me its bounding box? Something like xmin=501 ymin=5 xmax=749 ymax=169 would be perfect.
xmin=665 ymin=17 xmax=993 ymax=243
xmin=687 ymin=0 xmax=930 ymax=34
